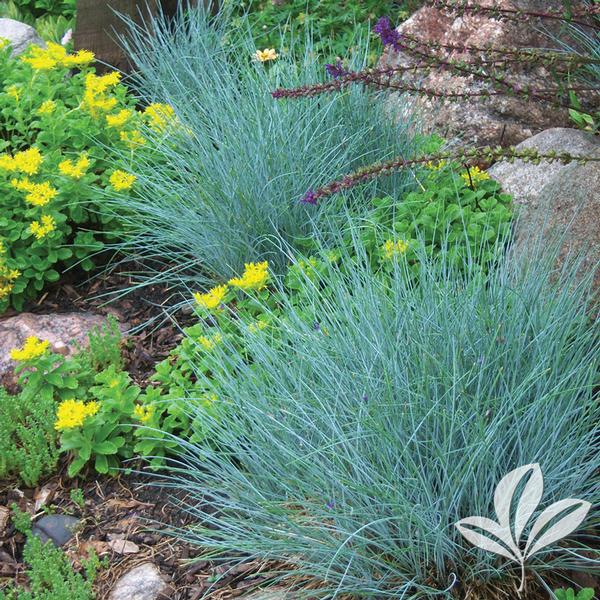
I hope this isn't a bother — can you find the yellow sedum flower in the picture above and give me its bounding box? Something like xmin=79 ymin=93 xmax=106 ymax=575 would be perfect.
xmin=382 ymin=239 xmax=409 ymax=260
xmin=248 ymin=320 xmax=268 ymax=334
xmin=22 ymin=43 xmax=95 ymax=71
xmin=106 ymin=109 xmax=133 ymax=128
xmin=133 ymin=404 xmax=154 ymax=423
xmin=144 ymin=103 xmax=176 ymax=132
xmin=193 ymin=285 xmax=227 ymax=311
xmin=7 ymin=85 xmax=21 ymax=102
xmin=119 ymin=130 xmax=146 ymax=148
xmin=37 ymin=100 xmax=57 ymax=115
xmin=10 ymin=336 xmax=50 ymax=361
xmin=254 ymin=48 xmax=278 ymax=62
xmin=0 ymin=246 xmax=20 ymax=300
xmin=229 ymin=261 xmax=269 ymax=291
xmin=54 ymin=399 xmax=100 ymax=431
xmin=83 ymin=72 xmax=121 ymax=116
xmin=59 ymin=153 xmax=90 ymax=179
xmin=7 ymin=148 xmax=43 ymax=176
xmin=198 ymin=333 xmax=223 ymax=351
xmin=29 ymin=215 xmax=56 ymax=240
xmin=0 ymin=38 xmax=9 ymax=50
xmin=461 ymin=165 xmax=491 ymax=188
xmin=109 ymin=169 xmax=136 ymax=191
xmin=11 ymin=178 xmax=58 ymax=206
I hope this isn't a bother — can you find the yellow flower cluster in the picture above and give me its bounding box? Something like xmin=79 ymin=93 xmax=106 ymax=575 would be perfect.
xmin=193 ymin=284 xmax=228 ymax=311
xmin=106 ymin=109 xmax=133 ymax=129
xmin=0 ymin=147 xmax=43 ymax=175
xmin=9 ymin=336 xmax=50 ymax=361
xmin=461 ymin=166 xmax=491 ymax=188
xmin=144 ymin=103 xmax=176 ymax=132
xmin=254 ymin=48 xmax=278 ymax=62
xmin=54 ymin=399 xmax=100 ymax=431
xmin=59 ymin=153 xmax=90 ymax=179
xmin=133 ymin=404 xmax=154 ymax=423
xmin=248 ymin=320 xmax=268 ymax=334
xmin=11 ymin=178 xmax=58 ymax=206
xmin=6 ymin=85 xmax=20 ymax=102
xmin=37 ymin=100 xmax=57 ymax=116
xmin=83 ymin=71 xmax=121 ymax=116
xmin=0 ymin=241 xmax=20 ymax=300
xmin=109 ymin=169 xmax=136 ymax=191
xmin=382 ymin=239 xmax=409 ymax=260
xmin=198 ymin=333 xmax=223 ymax=351
xmin=21 ymin=42 xmax=95 ymax=71
xmin=119 ymin=130 xmax=146 ymax=149
xmin=229 ymin=261 xmax=269 ymax=291
xmin=29 ymin=215 xmax=56 ymax=240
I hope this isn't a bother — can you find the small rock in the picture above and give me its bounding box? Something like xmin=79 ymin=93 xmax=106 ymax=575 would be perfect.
xmin=0 ymin=312 xmax=128 ymax=377
xmin=0 ymin=506 xmax=9 ymax=536
xmin=108 ymin=563 xmax=168 ymax=600
xmin=0 ymin=18 xmax=44 ymax=56
xmin=108 ymin=538 xmax=140 ymax=555
xmin=31 ymin=514 xmax=80 ymax=547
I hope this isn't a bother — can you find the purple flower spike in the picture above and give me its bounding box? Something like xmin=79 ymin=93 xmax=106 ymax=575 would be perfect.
xmin=302 ymin=189 xmax=318 ymax=205
xmin=373 ymin=16 xmax=402 ymax=51
xmin=325 ymin=60 xmax=347 ymax=79
xmin=326 ymin=500 xmax=335 ymax=510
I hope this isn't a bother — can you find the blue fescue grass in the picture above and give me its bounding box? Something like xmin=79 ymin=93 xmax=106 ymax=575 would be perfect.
xmin=105 ymin=3 xmax=419 ymax=290
xmin=149 ymin=230 xmax=599 ymax=598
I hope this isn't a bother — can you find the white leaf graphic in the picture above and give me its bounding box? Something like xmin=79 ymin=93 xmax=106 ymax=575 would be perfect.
xmin=455 ymin=516 xmax=520 ymax=563
xmin=494 ymin=464 xmax=540 ymax=536
xmin=513 ymin=464 xmax=543 ymax=544
xmin=524 ymin=498 xmax=591 ymax=559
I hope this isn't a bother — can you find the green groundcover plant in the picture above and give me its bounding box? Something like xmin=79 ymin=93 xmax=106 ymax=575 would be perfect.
xmin=106 ymin=4 xmax=419 ymax=289
xmin=228 ymin=0 xmax=420 ymax=64
xmin=150 ymin=234 xmax=599 ymax=598
xmin=0 ymin=508 xmax=100 ymax=600
xmin=0 ymin=39 xmax=173 ymax=312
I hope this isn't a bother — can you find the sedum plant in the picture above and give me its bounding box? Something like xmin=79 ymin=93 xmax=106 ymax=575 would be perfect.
xmin=0 ymin=39 xmax=172 ymax=312
xmin=153 ymin=235 xmax=599 ymax=598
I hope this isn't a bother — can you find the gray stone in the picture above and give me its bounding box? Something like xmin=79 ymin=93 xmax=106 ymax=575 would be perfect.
xmin=0 ymin=311 xmax=127 ymax=377
xmin=108 ymin=563 xmax=168 ymax=600
xmin=379 ymin=1 xmax=581 ymax=147
xmin=488 ymin=128 xmax=600 ymax=296
xmin=0 ymin=18 xmax=44 ymax=57
xmin=32 ymin=514 xmax=80 ymax=547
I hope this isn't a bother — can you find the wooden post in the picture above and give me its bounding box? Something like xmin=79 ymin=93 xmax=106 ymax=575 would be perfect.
xmin=73 ymin=0 xmax=210 ymax=73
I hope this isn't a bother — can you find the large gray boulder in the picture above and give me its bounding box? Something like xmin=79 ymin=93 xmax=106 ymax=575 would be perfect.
xmin=488 ymin=128 xmax=600 ymax=297
xmin=379 ymin=1 xmax=577 ymax=147
xmin=0 ymin=18 xmax=44 ymax=56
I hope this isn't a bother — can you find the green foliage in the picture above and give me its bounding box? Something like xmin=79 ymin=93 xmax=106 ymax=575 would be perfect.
xmin=156 ymin=236 xmax=599 ymax=597
xmin=0 ymin=318 xmax=127 ymax=485
xmin=10 ymin=503 xmax=32 ymax=535
xmin=69 ymin=488 xmax=85 ymax=509
xmin=228 ymin=0 xmax=414 ymax=64
xmin=554 ymin=589 xmax=596 ymax=600
xmin=5 ymin=0 xmax=74 ymax=19
xmin=0 ymin=41 xmax=157 ymax=312
xmin=58 ymin=366 xmax=140 ymax=477
xmin=0 ymin=536 xmax=98 ymax=600
xmin=0 ymin=1 xmax=73 ymax=43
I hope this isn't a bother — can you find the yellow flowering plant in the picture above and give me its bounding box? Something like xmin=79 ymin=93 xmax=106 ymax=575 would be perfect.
xmin=0 ymin=39 xmax=165 ymax=311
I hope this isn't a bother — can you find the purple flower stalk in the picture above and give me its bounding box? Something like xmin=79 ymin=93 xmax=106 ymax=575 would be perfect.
xmin=325 ymin=60 xmax=348 ymax=79
xmin=373 ymin=16 xmax=402 ymax=52
xmin=302 ymin=189 xmax=319 ymax=205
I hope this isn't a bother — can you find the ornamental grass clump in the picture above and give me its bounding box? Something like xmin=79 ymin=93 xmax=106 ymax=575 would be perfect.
xmin=156 ymin=237 xmax=599 ymax=598
xmin=107 ymin=5 xmax=418 ymax=287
